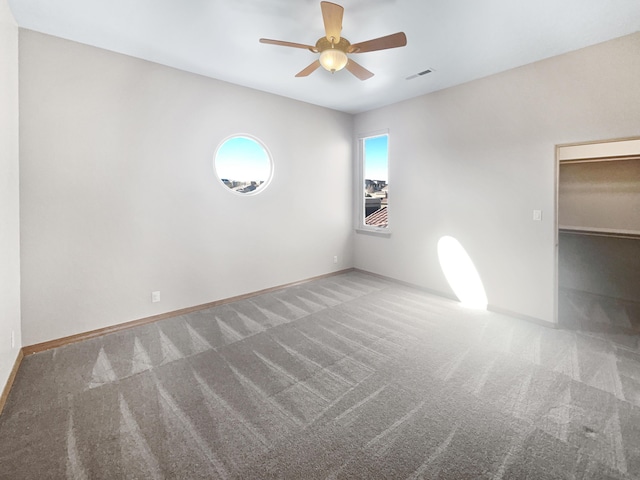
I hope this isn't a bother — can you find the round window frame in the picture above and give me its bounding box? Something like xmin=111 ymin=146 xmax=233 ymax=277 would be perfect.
xmin=213 ymin=134 xmax=274 ymax=196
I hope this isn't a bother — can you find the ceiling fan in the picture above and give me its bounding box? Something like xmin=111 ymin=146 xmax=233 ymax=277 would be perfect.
xmin=259 ymin=1 xmax=407 ymax=81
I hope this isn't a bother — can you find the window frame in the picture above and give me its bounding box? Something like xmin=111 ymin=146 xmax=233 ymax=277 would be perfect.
xmin=356 ymin=129 xmax=391 ymax=236
xmin=213 ymin=133 xmax=274 ymax=196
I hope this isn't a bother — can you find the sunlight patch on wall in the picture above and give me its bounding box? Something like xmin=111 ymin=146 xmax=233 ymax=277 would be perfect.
xmin=437 ymin=236 xmax=488 ymax=310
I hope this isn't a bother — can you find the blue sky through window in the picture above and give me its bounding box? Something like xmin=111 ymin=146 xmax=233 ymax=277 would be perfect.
xmin=364 ymin=135 xmax=388 ymax=181
xmin=215 ymin=136 xmax=271 ymax=182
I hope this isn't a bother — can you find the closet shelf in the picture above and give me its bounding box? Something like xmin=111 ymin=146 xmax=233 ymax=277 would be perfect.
xmin=559 ymin=225 xmax=640 ymax=240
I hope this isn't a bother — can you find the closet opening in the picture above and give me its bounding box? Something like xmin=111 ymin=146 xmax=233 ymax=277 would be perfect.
xmin=556 ymin=137 xmax=640 ymax=336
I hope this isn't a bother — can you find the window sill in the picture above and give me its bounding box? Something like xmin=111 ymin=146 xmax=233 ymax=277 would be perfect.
xmin=355 ymin=228 xmax=391 ymax=238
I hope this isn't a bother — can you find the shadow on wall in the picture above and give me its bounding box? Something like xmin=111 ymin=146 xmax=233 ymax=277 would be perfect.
xmin=437 ymin=236 xmax=488 ymax=310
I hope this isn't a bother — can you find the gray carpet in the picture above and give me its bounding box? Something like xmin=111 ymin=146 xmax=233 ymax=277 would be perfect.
xmin=559 ymin=288 xmax=640 ymax=342
xmin=1 ymin=271 xmax=639 ymax=479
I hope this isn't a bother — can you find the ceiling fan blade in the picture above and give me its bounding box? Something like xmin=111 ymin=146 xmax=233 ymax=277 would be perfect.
xmin=348 ymin=32 xmax=407 ymax=53
xmin=345 ymin=59 xmax=374 ymax=81
xmin=295 ymin=60 xmax=321 ymax=77
xmin=260 ymin=38 xmax=318 ymax=52
xmin=321 ymin=1 xmax=344 ymax=43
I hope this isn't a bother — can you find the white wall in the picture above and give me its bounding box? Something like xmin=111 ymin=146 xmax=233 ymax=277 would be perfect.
xmin=0 ymin=0 xmax=21 ymax=386
xmin=353 ymin=32 xmax=640 ymax=324
xmin=19 ymin=31 xmax=354 ymax=346
xmin=16 ymin=28 xmax=640 ymax=344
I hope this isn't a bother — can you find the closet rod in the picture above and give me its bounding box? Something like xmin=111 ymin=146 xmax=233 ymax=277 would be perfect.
xmin=559 ymin=154 xmax=640 ymax=165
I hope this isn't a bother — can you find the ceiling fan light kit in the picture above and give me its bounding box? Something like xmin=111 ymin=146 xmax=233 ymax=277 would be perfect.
xmin=319 ymin=46 xmax=348 ymax=73
xmin=259 ymin=1 xmax=407 ymax=81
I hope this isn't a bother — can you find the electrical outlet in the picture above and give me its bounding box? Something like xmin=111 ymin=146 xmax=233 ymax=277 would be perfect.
xmin=533 ymin=210 xmax=542 ymax=221
xmin=333 ymin=255 xmax=338 ymax=264
xmin=152 ymin=291 xmax=161 ymax=303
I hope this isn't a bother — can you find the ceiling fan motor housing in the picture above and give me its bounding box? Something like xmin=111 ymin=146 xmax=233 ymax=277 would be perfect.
xmin=315 ymin=37 xmax=351 ymax=52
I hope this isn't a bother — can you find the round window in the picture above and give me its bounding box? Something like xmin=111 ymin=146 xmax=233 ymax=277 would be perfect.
xmin=213 ymin=135 xmax=273 ymax=195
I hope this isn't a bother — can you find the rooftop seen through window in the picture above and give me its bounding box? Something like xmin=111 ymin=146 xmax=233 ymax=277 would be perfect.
xmin=363 ymin=134 xmax=389 ymax=228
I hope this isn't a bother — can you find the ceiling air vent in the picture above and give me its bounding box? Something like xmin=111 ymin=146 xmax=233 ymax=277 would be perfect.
xmin=406 ymin=68 xmax=434 ymax=80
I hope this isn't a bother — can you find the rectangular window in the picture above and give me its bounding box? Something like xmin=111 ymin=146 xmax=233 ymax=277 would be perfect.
xmin=359 ymin=132 xmax=389 ymax=230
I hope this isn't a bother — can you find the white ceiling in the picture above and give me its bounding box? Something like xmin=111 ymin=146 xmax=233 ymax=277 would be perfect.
xmin=8 ymin=0 xmax=640 ymax=114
